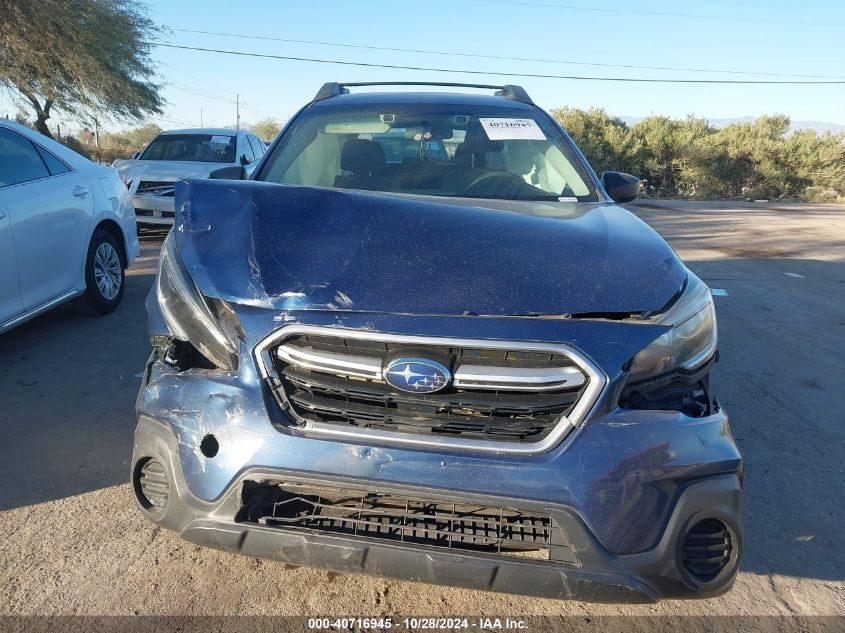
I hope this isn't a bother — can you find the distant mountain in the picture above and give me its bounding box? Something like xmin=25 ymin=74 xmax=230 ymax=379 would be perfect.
xmin=617 ymin=115 xmax=845 ymax=134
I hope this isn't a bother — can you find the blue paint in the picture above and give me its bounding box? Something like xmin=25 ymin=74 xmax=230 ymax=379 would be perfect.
xmin=173 ymin=179 xmax=686 ymax=316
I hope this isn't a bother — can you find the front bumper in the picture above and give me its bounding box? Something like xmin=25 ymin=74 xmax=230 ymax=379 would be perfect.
xmin=133 ymin=193 xmax=175 ymax=225
xmin=133 ymin=414 xmax=741 ymax=602
xmin=133 ymin=365 xmax=742 ymax=601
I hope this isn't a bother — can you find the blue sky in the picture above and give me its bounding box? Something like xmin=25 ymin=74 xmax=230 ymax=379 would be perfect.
xmin=6 ymin=0 xmax=845 ymax=131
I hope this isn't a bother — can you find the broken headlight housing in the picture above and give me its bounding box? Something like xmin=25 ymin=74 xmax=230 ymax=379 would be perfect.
xmin=157 ymin=232 xmax=240 ymax=370
xmin=627 ymin=272 xmax=717 ymax=384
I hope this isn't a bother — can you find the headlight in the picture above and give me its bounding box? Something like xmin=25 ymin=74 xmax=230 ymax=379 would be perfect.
xmin=627 ymin=272 xmax=717 ymax=384
xmin=157 ymin=232 xmax=240 ymax=370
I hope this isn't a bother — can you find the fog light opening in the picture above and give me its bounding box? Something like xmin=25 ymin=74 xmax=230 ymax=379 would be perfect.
xmin=682 ymin=518 xmax=733 ymax=581
xmin=133 ymin=457 xmax=170 ymax=511
xmin=200 ymin=434 xmax=219 ymax=458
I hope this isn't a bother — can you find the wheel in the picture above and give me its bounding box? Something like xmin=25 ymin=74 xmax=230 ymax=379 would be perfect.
xmin=80 ymin=228 xmax=125 ymax=314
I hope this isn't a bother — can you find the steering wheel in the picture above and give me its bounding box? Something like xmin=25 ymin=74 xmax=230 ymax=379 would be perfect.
xmin=460 ymin=170 xmax=521 ymax=196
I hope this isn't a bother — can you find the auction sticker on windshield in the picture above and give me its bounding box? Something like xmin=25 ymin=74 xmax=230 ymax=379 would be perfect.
xmin=479 ymin=118 xmax=546 ymax=140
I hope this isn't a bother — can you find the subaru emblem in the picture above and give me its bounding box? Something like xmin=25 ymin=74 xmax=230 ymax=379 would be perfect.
xmin=384 ymin=358 xmax=451 ymax=394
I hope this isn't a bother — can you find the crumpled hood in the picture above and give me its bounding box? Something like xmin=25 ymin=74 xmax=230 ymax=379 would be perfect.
xmin=113 ymin=159 xmax=224 ymax=182
xmin=173 ymin=179 xmax=686 ymax=316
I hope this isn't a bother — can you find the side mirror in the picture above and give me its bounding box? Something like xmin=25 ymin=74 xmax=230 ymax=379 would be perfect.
xmin=601 ymin=171 xmax=639 ymax=203
xmin=209 ymin=165 xmax=247 ymax=180
xmin=132 ymin=152 xmax=140 ymax=159
xmin=240 ymin=154 xmax=251 ymax=166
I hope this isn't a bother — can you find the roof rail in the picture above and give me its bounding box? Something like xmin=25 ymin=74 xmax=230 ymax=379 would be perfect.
xmin=312 ymin=82 xmax=534 ymax=105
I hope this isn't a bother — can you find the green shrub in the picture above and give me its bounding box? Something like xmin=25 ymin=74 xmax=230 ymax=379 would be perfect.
xmin=550 ymin=109 xmax=845 ymax=201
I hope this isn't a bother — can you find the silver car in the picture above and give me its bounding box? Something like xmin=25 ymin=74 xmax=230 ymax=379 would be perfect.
xmin=113 ymin=128 xmax=267 ymax=227
xmin=0 ymin=119 xmax=139 ymax=333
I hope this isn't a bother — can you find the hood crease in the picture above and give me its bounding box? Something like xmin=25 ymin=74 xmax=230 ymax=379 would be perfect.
xmin=174 ymin=180 xmax=686 ymax=316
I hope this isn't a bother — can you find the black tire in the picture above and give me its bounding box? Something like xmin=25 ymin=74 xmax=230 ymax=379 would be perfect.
xmin=79 ymin=228 xmax=125 ymax=314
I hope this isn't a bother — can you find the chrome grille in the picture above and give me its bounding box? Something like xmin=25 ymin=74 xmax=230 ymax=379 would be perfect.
xmin=261 ymin=328 xmax=597 ymax=446
xmin=137 ymin=180 xmax=176 ymax=196
xmin=239 ymin=481 xmax=577 ymax=563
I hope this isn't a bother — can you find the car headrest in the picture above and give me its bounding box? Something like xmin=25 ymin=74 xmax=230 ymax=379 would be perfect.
xmin=453 ymin=124 xmax=501 ymax=167
xmin=341 ymin=139 xmax=385 ymax=175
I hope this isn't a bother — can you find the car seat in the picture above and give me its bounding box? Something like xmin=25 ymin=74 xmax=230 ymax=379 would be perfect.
xmin=334 ymin=139 xmax=386 ymax=189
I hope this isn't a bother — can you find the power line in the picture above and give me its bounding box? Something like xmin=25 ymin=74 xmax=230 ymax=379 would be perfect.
xmin=158 ymin=61 xmax=235 ymax=99
xmin=474 ymin=0 xmax=837 ymax=27
xmin=158 ymin=61 xmax=242 ymax=103
xmin=158 ymin=60 xmax=277 ymax=121
xmin=168 ymin=27 xmax=843 ymax=79
xmin=148 ymin=41 xmax=845 ymax=85
xmin=168 ymin=82 xmax=236 ymax=104
xmin=148 ymin=114 xmax=201 ymax=127
xmin=239 ymin=103 xmax=279 ymax=121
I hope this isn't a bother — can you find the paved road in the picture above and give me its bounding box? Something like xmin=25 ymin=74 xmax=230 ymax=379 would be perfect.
xmin=1 ymin=203 xmax=843 ymax=622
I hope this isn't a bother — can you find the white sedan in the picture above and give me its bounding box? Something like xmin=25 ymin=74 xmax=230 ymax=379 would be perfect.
xmin=112 ymin=128 xmax=267 ymax=226
xmin=0 ymin=119 xmax=140 ymax=334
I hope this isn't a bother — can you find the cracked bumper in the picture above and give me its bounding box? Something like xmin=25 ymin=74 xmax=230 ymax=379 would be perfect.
xmin=132 ymin=407 xmax=742 ymax=602
xmin=181 ymin=517 xmax=657 ymax=603
xmin=132 ymin=307 xmax=743 ymax=602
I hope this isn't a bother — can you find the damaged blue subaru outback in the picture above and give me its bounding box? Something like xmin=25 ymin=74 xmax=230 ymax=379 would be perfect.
xmin=133 ymin=82 xmax=742 ymax=602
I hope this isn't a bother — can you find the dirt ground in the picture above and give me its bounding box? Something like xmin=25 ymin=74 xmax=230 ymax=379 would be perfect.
xmin=1 ymin=201 xmax=843 ymax=625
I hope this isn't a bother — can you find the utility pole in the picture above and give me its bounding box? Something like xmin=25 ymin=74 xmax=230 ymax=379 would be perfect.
xmin=236 ymin=93 xmax=240 ymax=130
xmin=200 ymin=107 xmax=203 ymax=127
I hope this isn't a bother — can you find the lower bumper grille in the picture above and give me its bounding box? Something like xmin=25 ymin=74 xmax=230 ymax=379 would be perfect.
xmin=683 ymin=519 xmax=733 ymax=580
xmin=239 ymin=481 xmax=576 ymax=563
xmin=135 ymin=457 xmax=169 ymax=510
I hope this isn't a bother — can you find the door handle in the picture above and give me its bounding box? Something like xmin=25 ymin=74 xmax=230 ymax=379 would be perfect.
xmin=0 ymin=211 xmax=6 ymax=220
xmin=72 ymin=185 xmax=89 ymax=199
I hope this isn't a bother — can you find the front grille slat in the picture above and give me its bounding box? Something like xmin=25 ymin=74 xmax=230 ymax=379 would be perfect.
xmin=241 ymin=482 xmax=574 ymax=563
xmin=288 ymin=389 xmax=552 ymax=439
xmin=282 ymin=364 xmax=580 ymax=413
xmin=268 ymin=332 xmax=590 ymax=444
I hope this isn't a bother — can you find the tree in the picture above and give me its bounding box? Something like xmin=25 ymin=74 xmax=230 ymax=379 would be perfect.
xmin=124 ymin=122 xmax=162 ymax=147
xmin=88 ymin=123 xmax=162 ymax=163
xmin=251 ymin=117 xmax=282 ymax=141
xmin=0 ymin=0 xmax=164 ymax=138
xmin=550 ymin=107 xmax=630 ymax=176
xmin=546 ymin=106 xmax=845 ymax=201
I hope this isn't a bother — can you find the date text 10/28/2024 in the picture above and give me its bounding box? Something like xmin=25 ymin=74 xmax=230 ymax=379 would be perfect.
xmin=307 ymin=617 xmax=528 ymax=630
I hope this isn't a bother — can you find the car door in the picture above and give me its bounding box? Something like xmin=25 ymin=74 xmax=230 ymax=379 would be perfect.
xmin=0 ymin=191 xmax=22 ymax=324
xmin=0 ymin=127 xmax=93 ymax=311
xmin=238 ymin=133 xmax=257 ymax=176
xmin=247 ymin=135 xmax=267 ymax=174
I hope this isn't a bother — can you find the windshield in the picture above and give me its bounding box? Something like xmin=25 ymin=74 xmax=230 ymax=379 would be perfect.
xmin=258 ymin=103 xmax=596 ymax=201
xmin=139 ymin=134 xmax=236 ymax=163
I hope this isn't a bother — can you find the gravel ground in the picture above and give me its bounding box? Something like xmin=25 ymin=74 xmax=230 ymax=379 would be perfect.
xmin=1 ymin=202 xmax=843 ymax=626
